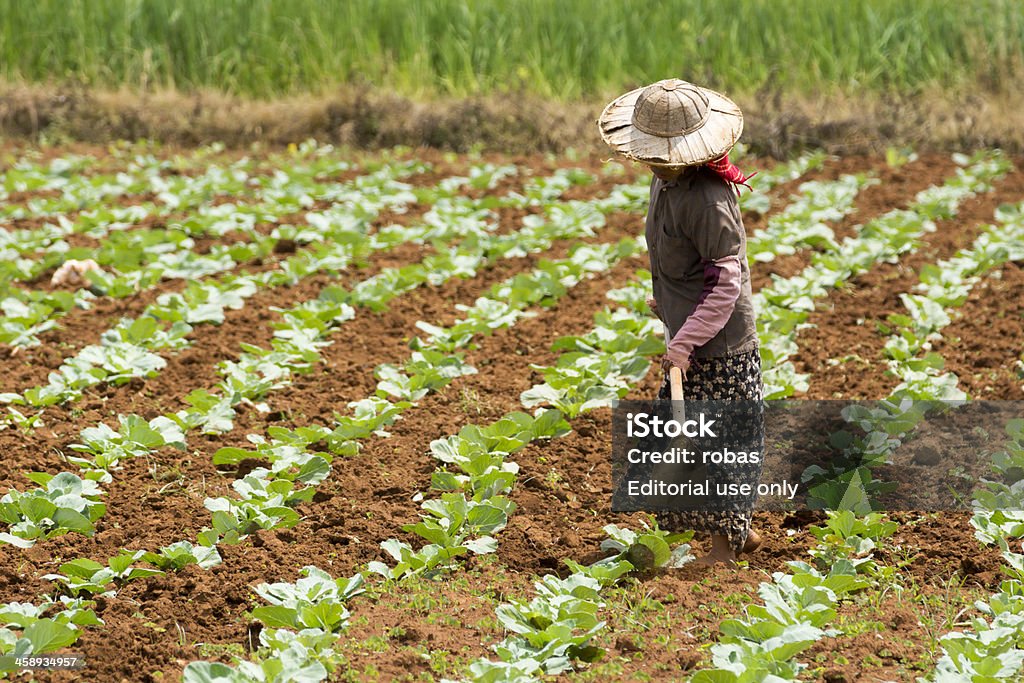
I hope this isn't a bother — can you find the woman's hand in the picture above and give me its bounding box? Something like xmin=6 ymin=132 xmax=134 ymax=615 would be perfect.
xmin=646 ymin=297 xmax=664 ymax=322
xmin=662 ymin=352 xmax=689 ymax=376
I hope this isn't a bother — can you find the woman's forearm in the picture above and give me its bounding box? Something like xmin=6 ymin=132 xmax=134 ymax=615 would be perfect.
xmin=666 ymin=255 xmax=742 ymax=368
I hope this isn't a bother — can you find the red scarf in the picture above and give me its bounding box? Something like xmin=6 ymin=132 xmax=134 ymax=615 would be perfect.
xmin=706 ymin=154 xmax=756 ymax=195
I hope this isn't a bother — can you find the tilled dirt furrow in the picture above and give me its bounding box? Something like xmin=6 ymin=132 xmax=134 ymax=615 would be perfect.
xmin=931 ymin=263 xmax=1024 ymax=399
xmin=1 ymin=234 xmax=432 ymax=392
xmin=282 ymin=255 xmax=654 ymax=577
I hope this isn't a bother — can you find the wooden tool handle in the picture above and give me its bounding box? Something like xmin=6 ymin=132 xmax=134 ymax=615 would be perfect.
xmin=669 ymin=365 xmax=684 ymax=402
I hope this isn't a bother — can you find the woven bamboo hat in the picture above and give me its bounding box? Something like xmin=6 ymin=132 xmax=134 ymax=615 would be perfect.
xmin=598 ymin=79 xmax=743 ymax=167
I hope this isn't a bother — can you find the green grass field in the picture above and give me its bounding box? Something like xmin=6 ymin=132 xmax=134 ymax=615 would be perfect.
xmin=1 ymin=0 xmax=1021 ymax=100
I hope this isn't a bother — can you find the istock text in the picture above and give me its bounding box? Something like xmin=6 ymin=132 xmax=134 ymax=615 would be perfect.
xmin=625 ymin=412 xmax=717 ymax=438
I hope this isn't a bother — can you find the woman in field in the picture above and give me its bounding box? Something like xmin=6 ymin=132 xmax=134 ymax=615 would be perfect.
xmin=599 ymin=79 xmax=764 ymax=566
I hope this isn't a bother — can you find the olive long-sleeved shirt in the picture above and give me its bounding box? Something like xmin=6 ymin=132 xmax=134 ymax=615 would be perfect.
xmin=645 ymin=165 xmax=758 ymax=359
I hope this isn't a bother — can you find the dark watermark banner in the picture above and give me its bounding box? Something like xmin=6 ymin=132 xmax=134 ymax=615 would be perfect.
xmin=610 ymin=400 xmax=1023 ymax=513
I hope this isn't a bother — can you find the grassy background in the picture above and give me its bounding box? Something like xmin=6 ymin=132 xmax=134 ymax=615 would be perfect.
xmin=1 ymin=0 xmax=1021 ymax=100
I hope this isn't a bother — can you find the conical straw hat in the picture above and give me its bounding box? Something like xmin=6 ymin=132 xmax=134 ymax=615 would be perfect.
xmin=598 ymin=79 xmax=743 ymax=167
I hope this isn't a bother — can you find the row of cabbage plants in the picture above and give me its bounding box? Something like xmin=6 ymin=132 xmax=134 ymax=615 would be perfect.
xmin=921 ymin=418 xmax=1024 ymax=681
xmin=756 ymin=150 xmax=1012 ymax=399
xmin=746 ymin=172 xmax=875 ymax=262
xmin=803 ymin=199 xmax=1024 ymax=512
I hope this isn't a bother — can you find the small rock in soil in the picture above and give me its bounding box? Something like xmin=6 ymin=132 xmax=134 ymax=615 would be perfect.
xmin=913 ymin=445 xmax=941 ymax=465
xmin=559 ymin=530 xmax=580 ymax=548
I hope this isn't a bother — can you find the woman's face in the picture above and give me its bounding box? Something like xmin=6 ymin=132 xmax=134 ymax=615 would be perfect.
xmin=650 ymin=165 xmax=683 ymax=181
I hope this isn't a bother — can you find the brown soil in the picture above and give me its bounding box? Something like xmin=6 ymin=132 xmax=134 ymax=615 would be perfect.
xmin=2 ymin=149 xmax=1020 ymax=683
xmin=934 ymin=263 xmax=1024 ymax=399
xmin=0 ymin=246 xmax=651 ymax=683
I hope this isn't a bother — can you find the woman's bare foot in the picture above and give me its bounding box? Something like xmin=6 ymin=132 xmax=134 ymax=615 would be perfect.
xmin=692 ymin=534 xmax=737 ymax=567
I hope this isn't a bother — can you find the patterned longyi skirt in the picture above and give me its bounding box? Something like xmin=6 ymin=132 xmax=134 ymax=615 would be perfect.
xmin=654 ymin=348 xmax=765 ymax=553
